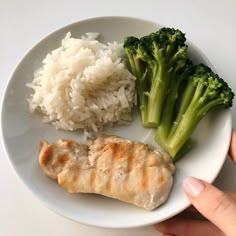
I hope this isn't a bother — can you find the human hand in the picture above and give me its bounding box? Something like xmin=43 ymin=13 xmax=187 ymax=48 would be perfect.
xmin=154 ymin=129 xmax=236 ymax=236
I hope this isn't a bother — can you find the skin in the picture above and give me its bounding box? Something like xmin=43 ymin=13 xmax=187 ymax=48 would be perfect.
xmin=154 ymin=129 xmax=236 ymax=236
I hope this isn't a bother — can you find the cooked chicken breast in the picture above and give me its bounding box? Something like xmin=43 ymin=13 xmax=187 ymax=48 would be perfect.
xmin=39 ymin=134 xmax=175 ymax=210
xmin=39 ymin=139 xmax=89 ymax=179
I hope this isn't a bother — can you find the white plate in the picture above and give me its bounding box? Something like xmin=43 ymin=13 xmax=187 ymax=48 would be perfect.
xmin=0 ymin=16 xmax=232 ymax=228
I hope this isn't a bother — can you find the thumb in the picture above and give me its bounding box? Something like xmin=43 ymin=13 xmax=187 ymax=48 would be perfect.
xmin=183 ymin=176 xmax=236 ymax=236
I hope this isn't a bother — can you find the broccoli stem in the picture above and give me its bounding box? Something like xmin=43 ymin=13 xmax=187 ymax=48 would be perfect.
xmin=126 ymin=51 xmax=150 ymax=127
xmin=172 ymin=139 xmax=193 ymax=162
xmin=161 ymin=93 xmax=228 ymax=158
xmin=138 ymin=90 xmax=149 ymax=127
xmin=146 ymin=48 xmax=187 ymax=127
xmin=155 ymin=68 xmax=191 ymax=156
xmin=155 ymin=74 xmax=180 ymax=139
xmin=168 ymin=79 xmax=195 ymax=138
xmin=165 ymin=108 xmax=201 ymax=157
xmin=147 ymin=64 xmax=171 ymax=127
xmin=161 ymin=79 xmax=206 ymax=157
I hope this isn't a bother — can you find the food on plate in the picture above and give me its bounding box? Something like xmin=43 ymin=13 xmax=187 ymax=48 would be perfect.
xmin=124 ymin=28 xmax=235 ymax=160
xmin=27 ymin=27 xmax=234 ymax=161
xmin=26 ymin=33 xmax=136 ymax=138
xmin=123 ymin=27 xmax=189 ymax=128
xmin=155 ymin=64 xmax=235 ymax=160
xmin=39 ymin=134 xmax=175 ymax=210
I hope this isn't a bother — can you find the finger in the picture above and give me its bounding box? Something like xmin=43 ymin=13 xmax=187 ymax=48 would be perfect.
xmin=178 ymin=193 xmax=236 ymax=223
xmin=181 ymin=193 xmax=236 ymax=220
xmin=183 ymin=176 xmax=236 ymax=236
xmin=228 ymin=192 xmax=236 ymax=201
xmin=229 ymin=129 xmax=236 ymax=163
xmin=178 ymin=208 xmax=205 ymax=220
xmin=185 ymin=205 xmax=198 ymax=212
xmin=154 ymin=216 xmax=223 ymax=236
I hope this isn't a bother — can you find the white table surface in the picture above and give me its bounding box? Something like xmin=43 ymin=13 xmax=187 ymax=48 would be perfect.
xmin=1 ymin=0 xmax=236 ymax=235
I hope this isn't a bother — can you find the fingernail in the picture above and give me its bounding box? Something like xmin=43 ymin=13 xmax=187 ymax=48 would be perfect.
xmin=183 ymin=176 xmax=205 ymax=197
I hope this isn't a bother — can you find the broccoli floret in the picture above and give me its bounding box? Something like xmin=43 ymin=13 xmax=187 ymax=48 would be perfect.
xmin=155 ymin=64 xmax=235 ymax=160
xmin=123 ymin=36 xmax=150 ymax=126
xmin=124 ymin=28 xmax=188 ymax=127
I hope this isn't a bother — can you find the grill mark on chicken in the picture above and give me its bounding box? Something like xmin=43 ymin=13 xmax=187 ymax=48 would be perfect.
xmin=64 ymin=140 xmax=74 ymax=148
xmin=89 ymin=169 xmax=96 ymax=187
xmin=158 ymin=174 xmax=165 ymax=185
xmin=126 ymin=142 xmax=135 ymax=171
xmin=141 ymin=150 xmax=152 ymax=190
xmin=55 ymin=154 xmax=70 ymax=165
xmin=105 ymin=177 xmax=111 ymax=193
xmin=40 ymin=145 xmax=53 ymax=166
xmin=99 ymin=142 xmax=115 ymax=193
xmin=106 ymin=141 xmax=126 ymax=191
xmin=141 ymin=167 xmax=148 ymax=190
xmin=38 ymin=134 xmax=175 ymax=210
xmin=73 ymin=175 xmax=78 ymax=182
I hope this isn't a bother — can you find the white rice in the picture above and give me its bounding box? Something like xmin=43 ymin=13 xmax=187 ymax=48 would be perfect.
xmin=26 ymin=32 xmax=136 ymax=137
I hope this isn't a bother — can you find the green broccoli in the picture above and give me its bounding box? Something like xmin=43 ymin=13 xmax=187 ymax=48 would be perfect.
xmin=155 ymin=59 xmax=194 ymax=141
xmin=155 ymin=64 xmax=235 ymax=160
xmin=124 ymin=28 xmax=188 ymax=127
xmin=124 ymin=28 xmax=234 ymax=161
xmin=123 ymin=36 xmax=150 ymax=126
